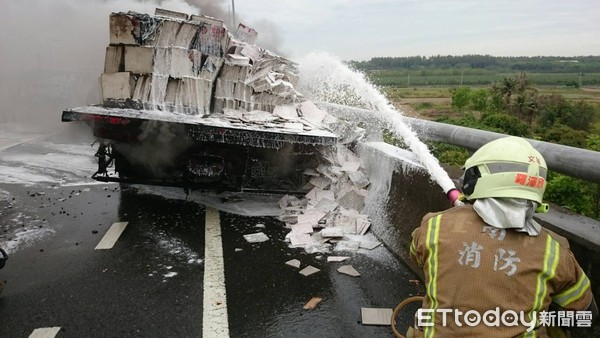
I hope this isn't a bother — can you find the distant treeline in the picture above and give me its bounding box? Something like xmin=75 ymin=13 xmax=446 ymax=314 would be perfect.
xmin=350 ymin=55 xmax=600 ymax=73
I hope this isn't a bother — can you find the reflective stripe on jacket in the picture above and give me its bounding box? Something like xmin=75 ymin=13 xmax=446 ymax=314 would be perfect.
xmin=410 ymin=205 xmax=593 ymax=338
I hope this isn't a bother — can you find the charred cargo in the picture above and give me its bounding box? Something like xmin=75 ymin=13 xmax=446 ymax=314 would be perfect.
xmin=61 ymin=8 xmax=358 ymax=193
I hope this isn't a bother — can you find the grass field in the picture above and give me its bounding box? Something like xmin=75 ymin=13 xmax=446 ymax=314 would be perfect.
xmin=381 ymin=85 xmax=600 ymax=120
xmin=368 ymin=70 xmax=600 ymax=87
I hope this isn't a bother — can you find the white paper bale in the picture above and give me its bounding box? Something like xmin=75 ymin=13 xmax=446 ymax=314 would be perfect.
xmin=101 ymin=72 xmax=133 ymax=101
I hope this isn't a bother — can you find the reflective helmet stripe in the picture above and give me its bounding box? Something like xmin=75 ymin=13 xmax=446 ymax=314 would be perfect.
xmin=461 ymin=137 xmax=548 ymax=203
xmin=486 ymin=162 xmax=548 ymax=179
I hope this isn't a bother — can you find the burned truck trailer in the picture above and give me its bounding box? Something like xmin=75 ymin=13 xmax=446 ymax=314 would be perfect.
xmin=61 ymin=8 xmax=342 ymax=193
xmin=62 ymin=106 xmax=337 ymax=193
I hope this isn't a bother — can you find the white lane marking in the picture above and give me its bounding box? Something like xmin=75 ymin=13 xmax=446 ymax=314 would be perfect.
xmin=28 ymin=327 xmax=61 ymax=338
xmin=203 ymin=208 xmax=230 ymax=337
xmin=95 ymin=222 xmax=129 ymax=250
xmin=0 ymin=133 xmax=49 ymax=152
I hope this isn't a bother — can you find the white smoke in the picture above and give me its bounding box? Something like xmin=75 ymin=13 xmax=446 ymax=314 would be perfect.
xmin=114 ymin=121 xmax=192 ymax=177
xmin=0 ymin=1 xmax=201 ymax=127
xmin=0 ymin=0 xmax=283 ymax=128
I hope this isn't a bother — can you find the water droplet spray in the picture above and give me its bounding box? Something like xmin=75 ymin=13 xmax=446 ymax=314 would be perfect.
xmin=297 ymin=52 xmax=458 ymax=199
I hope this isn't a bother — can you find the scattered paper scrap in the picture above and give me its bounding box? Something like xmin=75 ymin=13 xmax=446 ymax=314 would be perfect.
xmin=337 ymin=265 xmax=360 ymax=277
xmin=289 ymin=232 xmax=312 ymax=246
xmin=303 ymin=168 xmax=320 ymax=176
xmin=279 ymin=194 xmax=302 ymax=209
xmin=243 ymin=232 xmax=269 ymax=243
xmin=359 ymin=241 xmax=381 ymax=250
xmin=327 ymin=256 xmax=350 ymax=262
xmin=314 ymin=198 xmax=338 ymax=213
xmin=273 ymin=105 xmax=298 ymax=120
xmin=292 ymin=222 xmax=314 ymax=234
xmin=235 ymin=248 xmax=243 ymax=252
xmin=316 ymin=163 xmax=335 ymax=178
xmin=305 ymin=187 xmax=319 ymax=202
xmin=320 ymin=227 xmax=344 ymax=238
xmin=284 ymin=122 xmax=304 ymax=131
xmin=315 ymin=190 xmax=335 ymax=202
xmin=341 ymin=160 xmax=361 ymax=173
xmin=361 ymin=308 xmax=393 ymax=326
xmin=357 ymin=219 xmax=371 ymax=236
xmin=243 ymin=110 xmax=278 ymax=123
xmin=303 ymin=297 xmax=323 ymax=310
xmin=348 ymin=171 xmax=370 ymax=189
xmin=334 ymin=240 xmax=360 ymax=252
xmin=299 ymin=265 xmax=320 ymax=276
xmin=336 ymin=187 xmax=367 ymax=211
xmin=255 ymin=223 xmax=266 ymax=228
xmin=309 ymin=231 xmax=331 ymax=245
xmin=285 ymin=259 xmax=301 ymax=268
xmin=297 ymin=210 xmax=327 ymax=225
xmin=309 ymin=176 xmax=332 ymax=189
xmin=300 ymin=101 xmax=327 ymax=124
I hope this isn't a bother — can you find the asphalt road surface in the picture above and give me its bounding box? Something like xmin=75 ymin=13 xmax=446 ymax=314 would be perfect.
xmin=0 ymin=123 xmax=422 ymax=338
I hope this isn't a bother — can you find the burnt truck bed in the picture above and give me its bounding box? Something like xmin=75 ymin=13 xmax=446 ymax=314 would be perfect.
xmin=62 ymin=106 xmax=338 ymax=193
xmin=62 ymin=106 xmax=337 ymax=148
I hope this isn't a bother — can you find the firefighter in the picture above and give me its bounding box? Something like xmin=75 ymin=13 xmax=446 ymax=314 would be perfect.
xmin=409 ymin=136 xmax=597 ymax=337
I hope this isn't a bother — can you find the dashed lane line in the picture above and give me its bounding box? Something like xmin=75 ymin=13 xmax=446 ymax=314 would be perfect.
xmin=203 ymin=207 xmax=230 ymax=337
xmin=0 ymin=133 xmax=51 ymax=153
xmin=28 ymin=327 xmax=61 ymax=338
xmin=95 ymin=222 xmax=129 ymax=250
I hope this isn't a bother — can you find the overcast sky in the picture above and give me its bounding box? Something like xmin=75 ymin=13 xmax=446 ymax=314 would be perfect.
xmin=234 ymin=0 xmax=600 ymax=61
xmin=1 ymin=0 xmax=599 ymax=72
xmin=1 ymin=0 xmax=598 ymax=126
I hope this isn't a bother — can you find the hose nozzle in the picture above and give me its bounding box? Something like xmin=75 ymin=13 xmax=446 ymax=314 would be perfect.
xmin=446 ymin=188 xmax=465 ymax=207
xmin=536 ymin=203 xmax=549 ymax=213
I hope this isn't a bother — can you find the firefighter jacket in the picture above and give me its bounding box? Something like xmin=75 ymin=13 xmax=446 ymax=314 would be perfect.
xmin=410 ymin=205 xmax=593 ymax=337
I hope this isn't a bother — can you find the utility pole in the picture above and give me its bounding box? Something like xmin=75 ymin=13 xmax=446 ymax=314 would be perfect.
xmin=231 ymin=0 xmax=236 ymax=29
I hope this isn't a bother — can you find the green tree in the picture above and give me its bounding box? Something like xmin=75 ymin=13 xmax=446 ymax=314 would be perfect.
xmin=492 ymin=76 xmax=517 ymax=107
xmin=545 ymin=173 xmax=592 ymax=215
xmin=436 ymin=112 xmax=482 ymax=129
xmin=538 ymin=94 xmax=570 ymax=129
xmin=429 ymin=142 xmax=469 ymax=166
xmin=514 ymin=72 xmax=530 ymax=94
xmin=511 ymin=88 xmax=539 ymax=125
xmin=586 ymin=135 xmax=600 ymax=218
xmin=543 ymin=125 xmax=588 ymax=148
xmin=480 ymin=113 xmax=531 ymax=137
xmin=561 ymin=100 xmax=597 ymax=131
xmin=490 ymin=73 xmax=540 ymax=125
xmin=537 ymin=97 xmax=597 ymax=132
xmin=469 ymin=89 xmax=488 ymax=111
xmin=451 ymin=86 xmax=471 ymax=110
xmin=588 ymin=134 xmax=600 ymax=151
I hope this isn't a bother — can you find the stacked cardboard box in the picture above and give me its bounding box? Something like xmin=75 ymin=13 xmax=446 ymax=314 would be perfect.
xmin=101 ymin=8 xmax=229 ymax=115
xmin=100 ymin=8 xmax=302 ymax=117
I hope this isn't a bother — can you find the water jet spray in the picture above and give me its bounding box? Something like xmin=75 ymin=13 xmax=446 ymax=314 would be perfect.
xmin=298 ymin=52 xmax=460 ymax=206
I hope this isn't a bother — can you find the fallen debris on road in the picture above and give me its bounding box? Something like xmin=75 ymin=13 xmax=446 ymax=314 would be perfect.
xmin=337 ymin=265 xmax=360 ymax=277
xmin=303 ymin=297 xmax=323 ymax=310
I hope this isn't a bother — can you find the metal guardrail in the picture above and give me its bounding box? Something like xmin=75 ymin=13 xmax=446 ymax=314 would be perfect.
xmin=317 ymin=102 xmax=600 ymax=184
